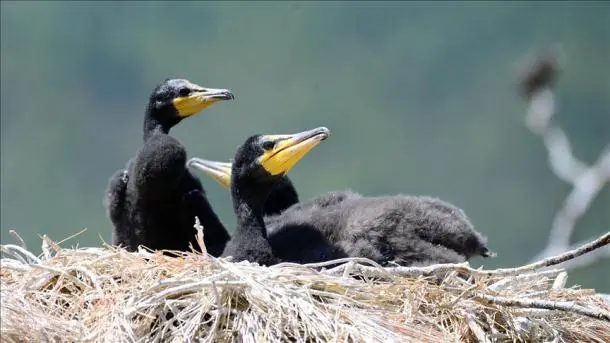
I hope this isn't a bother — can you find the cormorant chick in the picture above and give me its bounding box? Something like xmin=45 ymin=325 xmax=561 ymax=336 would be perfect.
xmin=104 ymin=78 xmax=234 ymax=256
xmin=265 ymin=194 xmax=495 ymax=266
xmin=221 ymin=127 xmax=331 ymax=266
xmin=187 ymin=148 xmax=493 ymax=267
xmin=188 ymin=157 xmax=491 ymax=266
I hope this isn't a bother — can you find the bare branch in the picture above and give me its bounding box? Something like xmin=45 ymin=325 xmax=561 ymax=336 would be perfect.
xmin=465 ymin=313 xmax=490 ymax=343
xmin=551 ymin=271 xmax=568 ymax=290
xmin=324 ymin=231 xmax=609 ymax=279
xmin=523 ymin=232 xmax=609 ymax=271
xmin=190 ymin=216 xmax=207 ymax=257
xmin=525 ymin=90 xmax=590 ymax=183
xmin=474 ymin=293 xmax=610 ymax=322
xmin=8 ymin=230 xmax=28 ymax=250
xmin=488 ymin=269 xmax=562 ymax=292
xmin=518 ymin=49 xmax=610 ymax=267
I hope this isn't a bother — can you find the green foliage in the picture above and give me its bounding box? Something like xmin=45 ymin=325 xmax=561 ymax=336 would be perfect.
xmin=1 ymin=2 xmax=608 ymax=289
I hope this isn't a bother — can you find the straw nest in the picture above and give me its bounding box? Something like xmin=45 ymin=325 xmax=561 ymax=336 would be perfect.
xmin=1 ymin=228 xmax=609 ymax=343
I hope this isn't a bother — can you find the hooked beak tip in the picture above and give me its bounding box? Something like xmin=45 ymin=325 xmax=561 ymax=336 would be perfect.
xmin=318 ymin=126 xmax=331 ymax=139
xmin=216 ymin=90 xmax=235 ymax=101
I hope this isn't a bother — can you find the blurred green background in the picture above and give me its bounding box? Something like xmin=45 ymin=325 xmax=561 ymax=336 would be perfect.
xmin=1 ymin=2 xmax=608 ymax=290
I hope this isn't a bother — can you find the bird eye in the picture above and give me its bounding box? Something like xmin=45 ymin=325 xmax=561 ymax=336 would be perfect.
xmin=262 ymin=140 xmax=276 ymax=151
xmin=178 ymin=87 xmax=191 ymax=97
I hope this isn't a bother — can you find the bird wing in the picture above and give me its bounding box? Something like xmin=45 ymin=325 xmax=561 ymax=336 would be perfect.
xmin=104 ymin=168 xmax=129 ymax=244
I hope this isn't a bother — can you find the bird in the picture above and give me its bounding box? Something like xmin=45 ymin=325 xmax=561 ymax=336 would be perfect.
xmin=187 ymin=158 xmax=359 ymax=216
xmin=188 ymin=158 xmax=494 ymax=266
xmin=264 ymin=193 xmax=495 ymax=266
xmin=104 ymin=78 xmax=234 ymax=256
xmin=221 ymin=127 xmax=332 ymax=266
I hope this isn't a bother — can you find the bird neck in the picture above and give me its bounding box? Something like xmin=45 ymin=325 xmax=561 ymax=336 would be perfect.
xmin=231 ymin=181 xmax=269 ymax=239
xmin=143 ymin=114 xmax=169 ymax=141
xmin=265 ymin=176 xmax=300 ymax=216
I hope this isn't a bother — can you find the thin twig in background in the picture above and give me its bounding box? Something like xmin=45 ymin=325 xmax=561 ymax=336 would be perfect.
xmin=517 ymin=47 xmax=610 ymax=266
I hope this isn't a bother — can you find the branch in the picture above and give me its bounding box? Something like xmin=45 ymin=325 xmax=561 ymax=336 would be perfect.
xmin=525 ymin=89 xmax=590 ymax=184
xmin=523 ymin=232 xmax=609 ymax=272
xmin=518 ymin=49 xmax=610 ymax=267
xmin=474 ymin=293 xmax=610 ymax=322
xmin=543 ymin=148 xmax=610 ymax=250
xmin=8 ymin=230 xmax=28 ymax=250
xmin=465 ymin=313 xmax=490 ymax=343
xmin=544 ymin=238 xmax=610 ymax=270
xmin=190 ymin=216 xmax=208 ymax=257
xmin=323 ymin=232 xmax=609 ymax=279
xmin=488 ymin=269 xmax=562 ymax=292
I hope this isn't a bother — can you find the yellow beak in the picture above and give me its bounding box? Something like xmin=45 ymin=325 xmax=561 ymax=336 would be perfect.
xmin=259 ymin=126 xmax=331 ymax=176
xmin=187 ymin=158 xmax=232 ymax=188
xmin=172 ymin=82 xmax=235 ymax=117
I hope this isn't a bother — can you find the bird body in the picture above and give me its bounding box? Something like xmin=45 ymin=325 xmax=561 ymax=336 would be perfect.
xmin=104 ymin=78 xmax=234 ymax=255
xmin=265 ymin=194 xmax=492 ymax=266
xmin=189 ymin=157 xmax=493 ymax=266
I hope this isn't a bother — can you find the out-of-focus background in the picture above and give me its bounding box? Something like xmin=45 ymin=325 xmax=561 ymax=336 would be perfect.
xmin=1 ymin=2 xmax=608 ymax=289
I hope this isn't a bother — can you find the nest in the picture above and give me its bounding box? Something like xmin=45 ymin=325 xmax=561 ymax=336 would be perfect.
xmin=1 ymin=230 xmax=609 ymax=343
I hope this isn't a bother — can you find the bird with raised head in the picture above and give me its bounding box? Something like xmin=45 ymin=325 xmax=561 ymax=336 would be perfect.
xmin=220 ymin=127 xmax=332 ymax=266
xmin=104 ymin=78 xmax=234 ymax=256
xmin=188 ymin=151 xmax=494 ymax=266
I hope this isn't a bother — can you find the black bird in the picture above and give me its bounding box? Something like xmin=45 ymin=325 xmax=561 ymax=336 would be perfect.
xmin=221 ymin=127 xmax=332 ymax=266
xmin=187 ymin=158 xmax=358 ymax=216
xmin=265 ymin=194 xmax=494 ymax=266
xmin=188 ymin=158 xmax=494 ymax=266
xmin=104 ymin=78 xmax=234 ymax=256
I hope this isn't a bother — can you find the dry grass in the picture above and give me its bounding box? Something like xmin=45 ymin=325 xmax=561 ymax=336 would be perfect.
xmin=1 ymin=232 xmax=609 ymax=343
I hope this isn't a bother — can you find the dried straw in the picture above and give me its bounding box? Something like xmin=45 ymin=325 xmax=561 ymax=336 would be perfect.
xmin=1 ymin=230 xmax=609 ymax=343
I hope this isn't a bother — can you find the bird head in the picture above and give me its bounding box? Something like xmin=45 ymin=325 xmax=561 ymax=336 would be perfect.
xmin=230 ymin=126 xmax=331 ymax=191
xmin=145 ymin=78 xmax=235 ymax=131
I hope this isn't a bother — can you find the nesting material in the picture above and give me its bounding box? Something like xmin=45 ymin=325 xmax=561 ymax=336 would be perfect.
xmin=1 ymin=232 xmax=609 ymax=343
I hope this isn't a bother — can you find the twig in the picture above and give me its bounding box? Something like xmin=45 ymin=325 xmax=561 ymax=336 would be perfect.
xmin=324 ymin=232 xmax=609 ymax=278
xmin=55 ymin=228 xmax=88 ymax=247
xmin=0 ymin=244 xmax=41 ymax=264
xmin=519 ymin=232 xmax=609 ymax=272
xmin=532 ymin=149 xmax=610 ymax=262
xmin=520 ymin=51 xmax=610 ymax=266
xmin=40 ymin=235 xmax=63 ymax=260
xmin=551 ymin=272 xmax=568 ymax=290
xmin=561 ymin=248 xmax=610 ymax=271
xmin=126 ymin=280 xmax=247 ymax=315
xmin=488 ymin=269 xmax=562 ymax=292
xmin=475 ymin=293 xmax=610 ymax=321
xmin=447 ymin=284 xmax=478 ymax=308
xmin=8 ymin=230 xmax=28 ymax=250
xmin=205 ymin=281 xmax=223 ymax=343
xmin=525 ymin=90 xmax=590 ymax=184
xmin=192 ymin=216 xmax=207 ymax=257
xmin=274 ymin=257 xmax=388 ymax=270
xmin=465 ymin=313 xmax=490 ymax=343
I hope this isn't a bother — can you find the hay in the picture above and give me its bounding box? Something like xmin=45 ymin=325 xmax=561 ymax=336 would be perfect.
xmin=1 ymin=231 xmax=609 ymax=343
